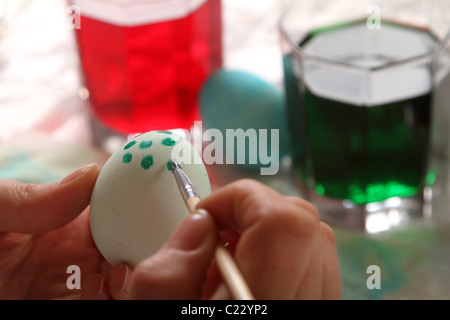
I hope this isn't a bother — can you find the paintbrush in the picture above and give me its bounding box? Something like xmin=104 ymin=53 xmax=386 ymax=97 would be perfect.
xmin=170 ymin=159 xmax=254 ymax=300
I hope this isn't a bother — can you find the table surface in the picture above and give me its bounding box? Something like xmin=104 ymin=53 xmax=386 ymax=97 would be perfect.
xmin=1 ymin=0 xmax=450 ymax=300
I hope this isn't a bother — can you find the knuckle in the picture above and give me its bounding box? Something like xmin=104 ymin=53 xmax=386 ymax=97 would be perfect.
xmin=293 ymin=208 xmax=320 ymax=240
xmin=225 ymin=180 xmax=323 ymax=242
xmin=232 ymin=178 xmax=265 ymax=188
xmin=228 ymin=178 xmax=279 ymax=216
xmin=320 ymin=221 xmax=337 ymax=247
xmin=131 ymin=261 xmax=155 ymax=286
xmin=11 ymin=183 xmax=43 ymax=232
xmin=264 ymin=199 xmax=321 ymax=242
xmin=229 ymin=179 xmax=267 ymax=199
xmin=129 ymin=258 xmax=173 ymax=297
xmin=132 ymin=254 xmax=170 ymax=285
xmin=286 ymin=196 xmax=320 ymax=220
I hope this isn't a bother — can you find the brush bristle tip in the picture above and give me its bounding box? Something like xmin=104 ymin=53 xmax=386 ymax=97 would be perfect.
xmin=170 ymin=159 xmax=180 ymax=170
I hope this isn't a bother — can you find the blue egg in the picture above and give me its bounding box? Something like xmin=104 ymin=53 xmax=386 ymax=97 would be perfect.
xmin=200 ymin=70 xmax=287 ymax=173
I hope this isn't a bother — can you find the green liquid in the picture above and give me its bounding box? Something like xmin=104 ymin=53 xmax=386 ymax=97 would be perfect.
xmin=304 ymin=89 xmax=430 ymax=204
xmin=283 ymin=21 xmax=434 ymax=205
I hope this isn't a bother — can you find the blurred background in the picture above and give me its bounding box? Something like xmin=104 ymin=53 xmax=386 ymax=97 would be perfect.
xmin=1 ymin=0 xmax=450 ymax=300
xmin=0 ymin=0 xmax=293 ymax=185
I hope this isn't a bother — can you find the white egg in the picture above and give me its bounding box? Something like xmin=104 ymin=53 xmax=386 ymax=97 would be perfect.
xmin=90 ymin=130 xmax=211 ymax=268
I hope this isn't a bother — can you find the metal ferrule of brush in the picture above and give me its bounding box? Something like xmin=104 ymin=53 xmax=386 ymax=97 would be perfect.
xmin=172 ymin=163 xmax=199 ymax=201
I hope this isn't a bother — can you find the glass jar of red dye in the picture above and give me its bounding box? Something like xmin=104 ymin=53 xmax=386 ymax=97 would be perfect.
xmin=70 ymin=0 xmax=222 ymax=134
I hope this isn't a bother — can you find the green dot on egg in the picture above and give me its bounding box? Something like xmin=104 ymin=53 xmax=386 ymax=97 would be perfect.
xmin=157 ymin=130 xmax=172 ymax=135
xmin=123 ymin=153 xmax=133 ymax=163
xmin=166 ymin=161 xmax=173 ymax=172
xmin=161 ymin=137 xmax=176 ymax=147
xmin=141 ymin=155 xmax=154 ymax=170
xmin=124 ymin=140 xmax=137 ymax=150
xmin=139 ymin=140 xmax=153 ymax=149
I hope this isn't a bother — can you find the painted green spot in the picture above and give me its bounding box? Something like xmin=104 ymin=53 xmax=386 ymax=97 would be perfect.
xmin=139 ymin=140 xmax=153 ymax=149
xmin=141 ymin=155 xmax=154 ymax=170
xmin=123 ymin=153 xmax=133 ymax=163
xmin=157 ymin=131 xmax=172 ymax=134
xmin=124 ymin=140 xmax=137 ymax=150
xmin=166 ymin=161 xmax=173 ymax=172
xmin=161 ymin=137 xmax=176 ymax=147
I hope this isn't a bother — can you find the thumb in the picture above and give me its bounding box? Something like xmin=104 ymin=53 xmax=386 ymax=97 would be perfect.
xmin=128 ymin=209 xmax=217 ymax=300
xmin=0 ymin=163 xmax=101 ymax=234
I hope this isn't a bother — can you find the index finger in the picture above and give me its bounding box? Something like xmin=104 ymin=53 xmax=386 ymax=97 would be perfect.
xmin=197 ymin=179 xmax=319 ymax=234
xmin=197 ymin=179 xmax=323 ymax=299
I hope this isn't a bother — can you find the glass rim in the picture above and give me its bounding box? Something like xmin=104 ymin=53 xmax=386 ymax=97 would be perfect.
xmin=278 ymin=2 xmax=450 ymax=72
xmin=69 ymin=0 xmax=209 ymax=26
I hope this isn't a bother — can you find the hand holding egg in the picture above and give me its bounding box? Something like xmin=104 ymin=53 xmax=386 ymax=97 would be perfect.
xmin=89 ymin=131 xmax=210 ymax=268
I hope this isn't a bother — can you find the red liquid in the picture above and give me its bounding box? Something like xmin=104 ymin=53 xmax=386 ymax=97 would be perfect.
xmin=74 ymin=0 xmax=222 ymax=133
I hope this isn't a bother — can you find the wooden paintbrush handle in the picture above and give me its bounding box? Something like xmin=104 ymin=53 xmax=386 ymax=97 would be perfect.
xmin=186 ymin=196 xmax=200 ymax=213
xmin=214 ymin=244 xmax=255 ymax=300
xmin=186 ymin=196 xmax=254 ymax=300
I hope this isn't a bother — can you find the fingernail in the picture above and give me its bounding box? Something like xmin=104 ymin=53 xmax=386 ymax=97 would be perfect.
xmin=120 ymin=264 xmax=130 ymax=296
xmin=96 ymin=274 xmax=110 ymax=299
xmin=170 ymin=209 xmax=215 ymax=251
xmin=60 ymin=163 xmax=97 ymax=185
xmin=97 ymin=274 xmax=104 ymax=295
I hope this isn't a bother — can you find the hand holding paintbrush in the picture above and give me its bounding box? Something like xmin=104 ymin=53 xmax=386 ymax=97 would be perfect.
xmin=170 ymin=160 xmax=255 ymax=300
